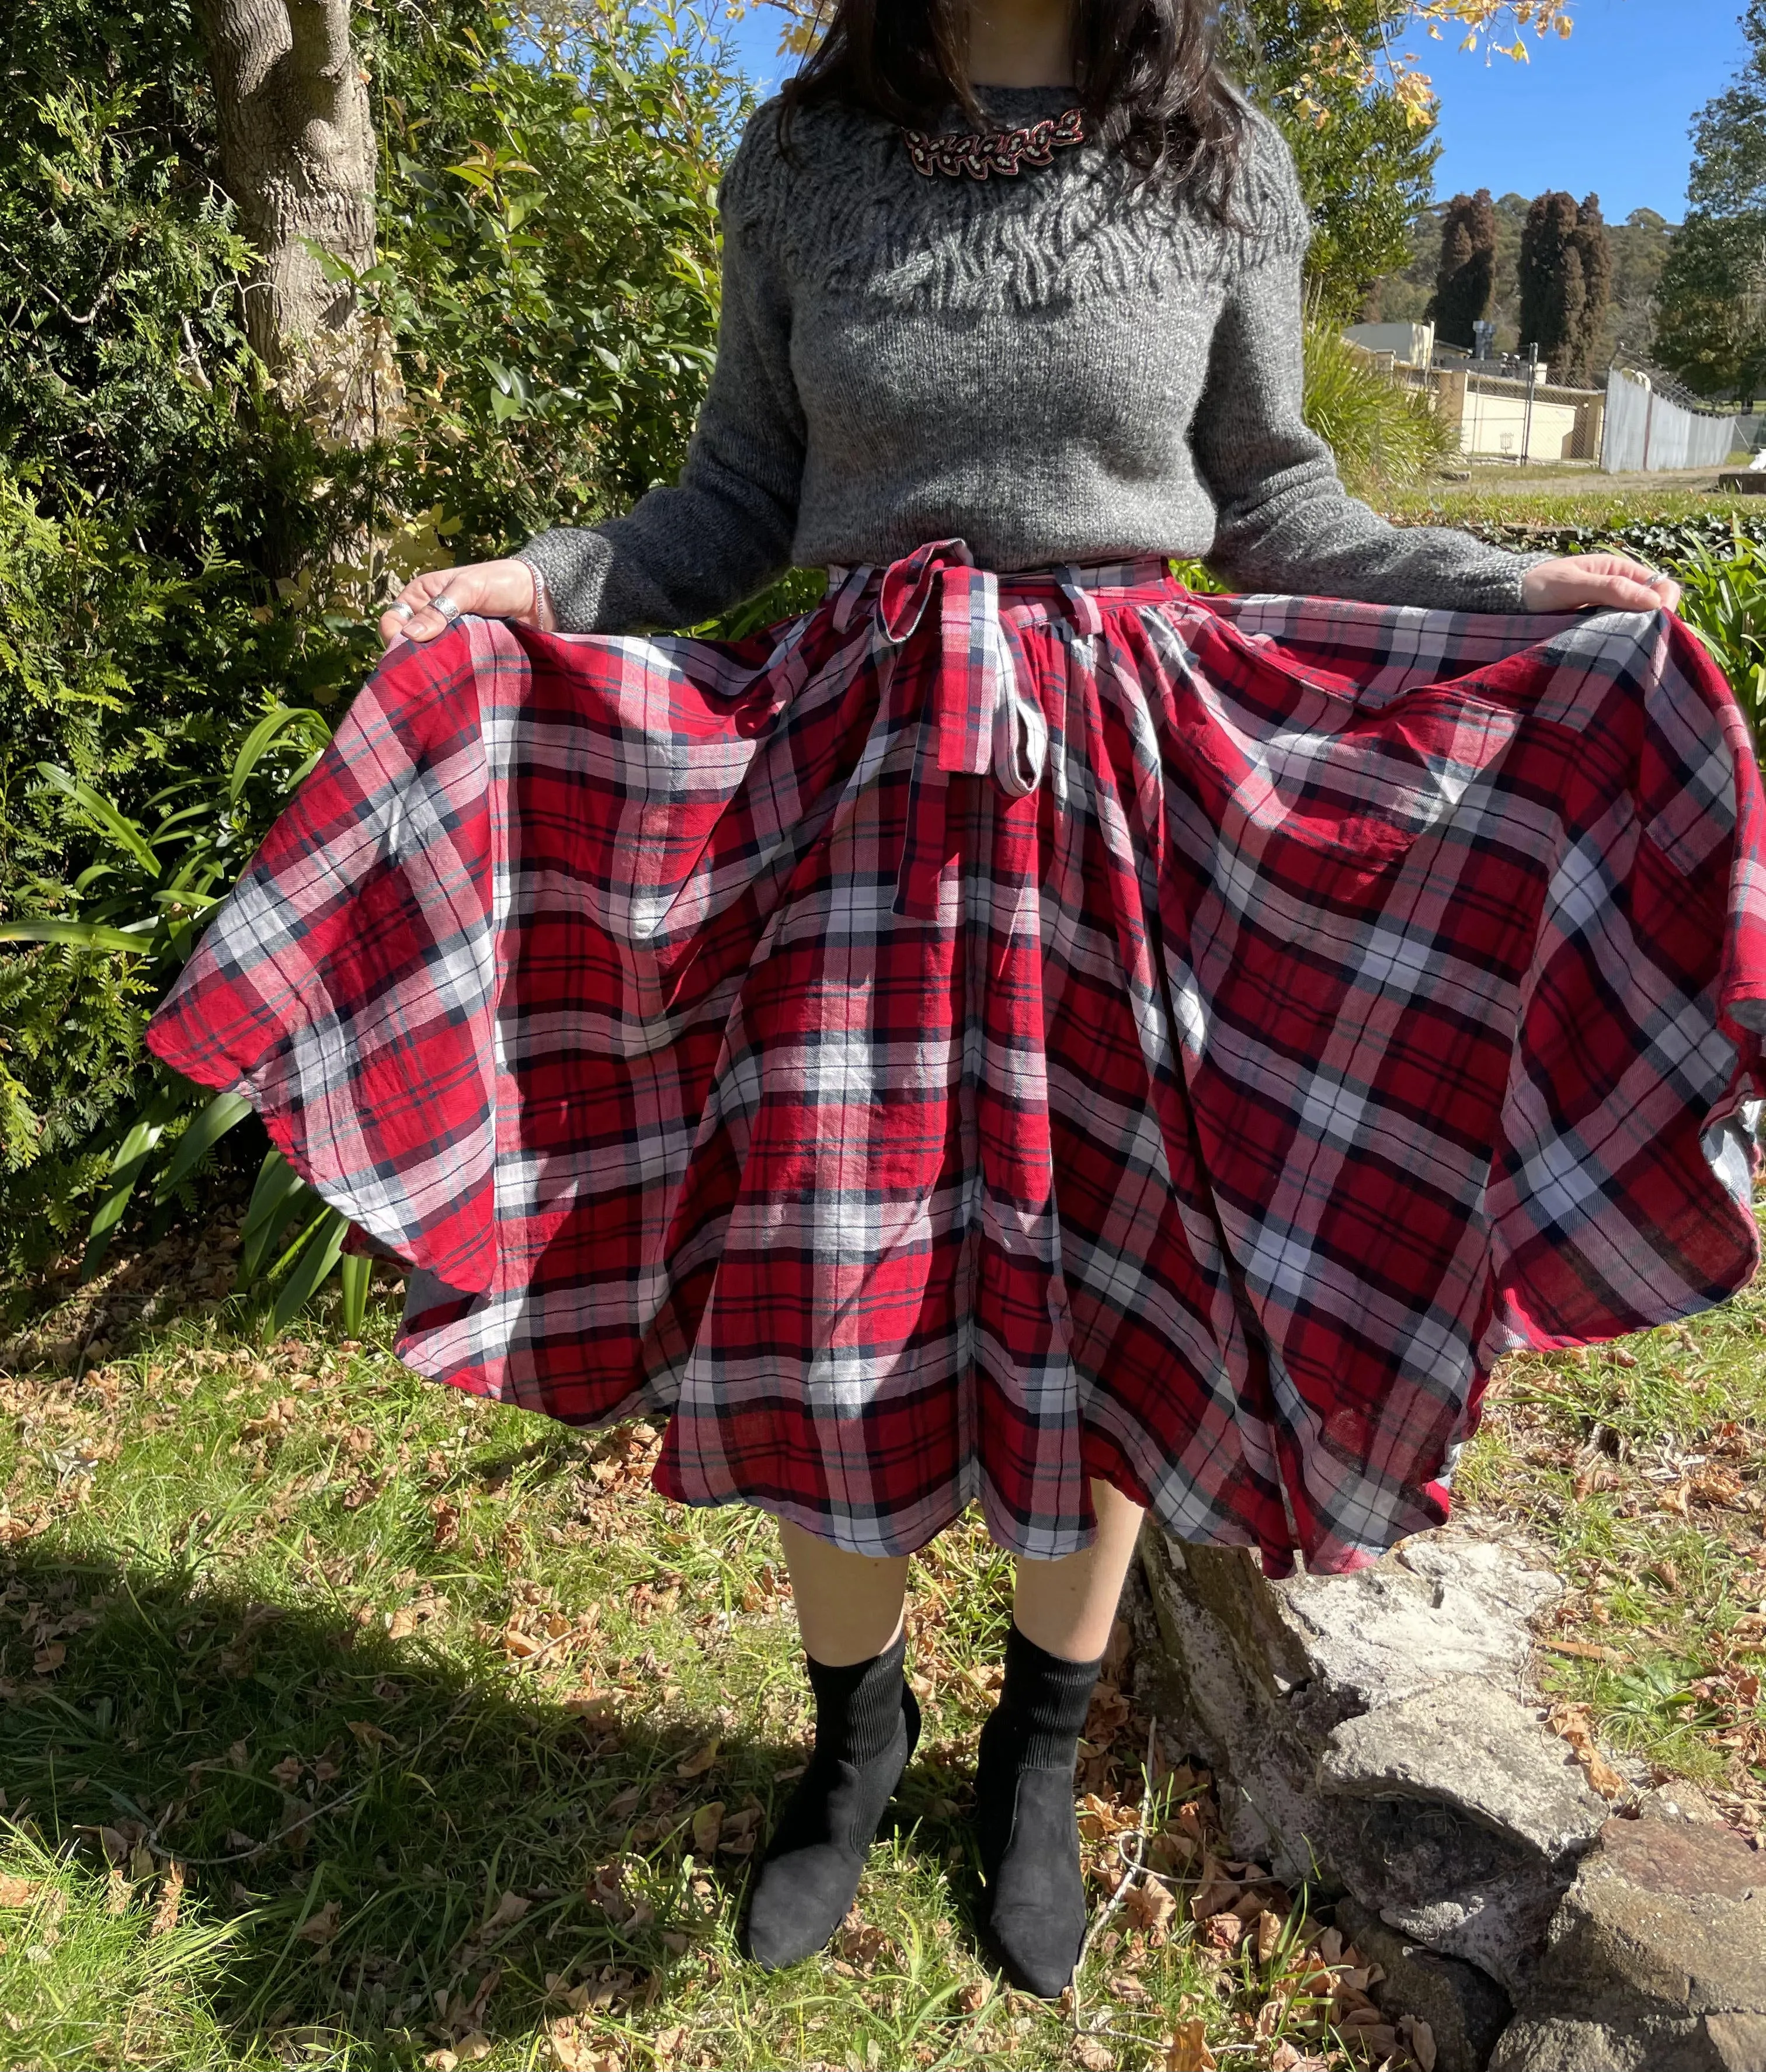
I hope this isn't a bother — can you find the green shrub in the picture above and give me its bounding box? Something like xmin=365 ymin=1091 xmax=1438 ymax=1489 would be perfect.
xmin=0 ymin=5 xmax=746 ymax=1290
xmin=1301 ymin=323 xmax=1458 ymax=501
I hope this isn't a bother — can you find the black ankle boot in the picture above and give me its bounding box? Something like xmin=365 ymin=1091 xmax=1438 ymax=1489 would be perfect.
xmin=974 ymin=1622 xmax=1101 ymax=1998
xmin=742 ymin=1629 xmax=920 ymax=1970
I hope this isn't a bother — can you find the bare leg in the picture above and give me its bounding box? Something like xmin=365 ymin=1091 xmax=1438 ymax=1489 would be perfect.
xmin=1010 ymin=1477 xmax=1146 ymax=1660
xmin=777 ymin=1517 xmax=909 ymax=1665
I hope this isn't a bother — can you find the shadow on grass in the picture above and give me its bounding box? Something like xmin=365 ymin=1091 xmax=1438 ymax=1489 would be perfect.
xmin=0 ymin=1542 xmax=975 ymax=2063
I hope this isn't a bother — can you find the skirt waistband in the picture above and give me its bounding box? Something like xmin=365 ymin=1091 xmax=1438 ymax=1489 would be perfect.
xmin=820 ymin=540 xmax=1181 ymax=919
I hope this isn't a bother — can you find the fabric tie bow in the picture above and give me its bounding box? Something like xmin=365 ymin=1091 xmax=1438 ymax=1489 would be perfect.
xmin=833 ymin=539 xmax=1060 ymax=921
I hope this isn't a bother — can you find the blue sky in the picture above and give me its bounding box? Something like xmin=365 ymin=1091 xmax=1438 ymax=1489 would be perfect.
xmin=716 ymin=1 xmax=1753 ymax=222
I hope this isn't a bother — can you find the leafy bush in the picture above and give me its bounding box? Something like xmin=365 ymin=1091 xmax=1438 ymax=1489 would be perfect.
xmin=0 ymin=4 xmax=747 ymax=1290
xmin=1302 ymin=323 xmax=1458 ymax=499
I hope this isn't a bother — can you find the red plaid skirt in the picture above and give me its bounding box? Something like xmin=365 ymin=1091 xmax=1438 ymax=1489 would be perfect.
xmin=147 ymin=543 xmax=1766 ymax=1573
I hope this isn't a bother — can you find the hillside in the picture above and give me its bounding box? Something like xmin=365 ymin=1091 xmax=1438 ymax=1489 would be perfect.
xmin=1373 ymin=195 xmax=1673 ymax=373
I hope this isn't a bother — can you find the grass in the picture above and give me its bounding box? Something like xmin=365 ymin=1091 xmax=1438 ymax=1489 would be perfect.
xmin=0 ymin=1239 xmax=1370 ymax=2072
xmin=1379 ymin=468 xmax=1766 ymax=532
xmin=1 ymin=1200 xmax=1762 ymax=2071
xmin=1458 ymin=1282 xmax=1766 ymax=1815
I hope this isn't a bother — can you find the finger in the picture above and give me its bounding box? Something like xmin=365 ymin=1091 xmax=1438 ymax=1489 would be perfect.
xmin=388 ymin=570 xmax=470 ymax=640
xmin=1588 ymin=576 xmax=1673 ymax=613
xmin=401 ymin=601 xmax=461 ymax=644
xmin=399 ymin=577 xmax=473 ymax=645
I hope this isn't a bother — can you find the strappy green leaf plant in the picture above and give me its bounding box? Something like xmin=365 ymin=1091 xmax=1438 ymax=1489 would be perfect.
xmin=0 ymin=717 xmax=354 ymax=1316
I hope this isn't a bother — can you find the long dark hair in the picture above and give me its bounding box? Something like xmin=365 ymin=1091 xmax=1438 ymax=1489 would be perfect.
xmin=778 ymin=0 xmax=1247 ymax=211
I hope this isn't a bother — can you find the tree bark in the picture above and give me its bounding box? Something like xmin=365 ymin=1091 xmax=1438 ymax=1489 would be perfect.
xmin=194 ymin=0 xmax=377 ymax=376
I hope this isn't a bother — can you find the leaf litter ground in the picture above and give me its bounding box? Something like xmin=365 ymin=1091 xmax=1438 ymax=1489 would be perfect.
xmin=1 ymin=1202 xmax=1762 ymax=2071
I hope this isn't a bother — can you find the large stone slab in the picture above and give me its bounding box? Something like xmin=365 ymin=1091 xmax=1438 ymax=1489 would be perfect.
xmin=1318 ymin=1677 xmax=1607 ymax=1986
xmin=1136 ymin=1525 xmax=1601 ymax=2017
xmin=1490 ymin=1809 xmax=1766 ymax=2072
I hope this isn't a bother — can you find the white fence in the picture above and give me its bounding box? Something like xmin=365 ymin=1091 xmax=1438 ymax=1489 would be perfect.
xmin=1602 ymin=368 xmax=1737 ymax=473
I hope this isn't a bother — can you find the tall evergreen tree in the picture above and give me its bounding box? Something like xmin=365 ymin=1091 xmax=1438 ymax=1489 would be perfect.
xmin=1562 ymin=193 xmax=1613 ymax=384
xmin=1655 ymin=1 xmax=1766 ymax=397
xmin=1518 ymin=190 xmax=1586 ymax=376
xmin=1430 ymin=189 xmax=1497 ymax=346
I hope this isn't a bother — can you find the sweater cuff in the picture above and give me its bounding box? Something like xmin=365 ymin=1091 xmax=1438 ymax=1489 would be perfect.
xmin=1494 ymin=550 xmax=1555 ymax=615
xmin=514 ymin=529 xmax=616 ymax=635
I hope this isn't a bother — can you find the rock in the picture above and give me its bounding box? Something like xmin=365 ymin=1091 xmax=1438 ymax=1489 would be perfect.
xmin=1138 ymin=1525 xmax=1597 ymax=1993
xmin=1319 ymin=1678 xmax=1607 ymax=1987
xmin=1335 ymin=1896 xmax=1513 ymax=2072
xmin=1490 ymin=1811 xmax=1766 ymax=2072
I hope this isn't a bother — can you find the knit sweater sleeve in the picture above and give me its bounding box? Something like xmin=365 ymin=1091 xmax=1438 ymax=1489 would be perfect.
xmin=515 ymin=120 xmax=804 ymax=634
xmin=1191 ymin=121 xmax=1543 ymax=613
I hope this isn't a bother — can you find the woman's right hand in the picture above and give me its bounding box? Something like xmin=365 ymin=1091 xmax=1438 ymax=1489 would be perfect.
xmin=378 ymin=557 xmax=554 ymax=649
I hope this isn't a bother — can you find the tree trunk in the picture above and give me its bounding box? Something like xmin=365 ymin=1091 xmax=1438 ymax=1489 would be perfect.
xmin=194 ymin=0 xmax=394 ymax=443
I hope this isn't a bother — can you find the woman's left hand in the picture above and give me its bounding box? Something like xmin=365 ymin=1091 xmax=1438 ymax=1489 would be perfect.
xmin=1520 ymin=553 xmax=1681 ymax=615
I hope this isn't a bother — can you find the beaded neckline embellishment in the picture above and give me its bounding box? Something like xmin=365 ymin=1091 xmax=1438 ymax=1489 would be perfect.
xmin=902 ymin=106 xmax=1085 ymax=181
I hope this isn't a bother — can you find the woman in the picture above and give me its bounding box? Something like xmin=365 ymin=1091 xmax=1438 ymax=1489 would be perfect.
xmin=149 ymin=0 xmax=1765 ymax=2001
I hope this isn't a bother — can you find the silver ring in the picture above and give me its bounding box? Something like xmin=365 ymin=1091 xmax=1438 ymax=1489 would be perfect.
xmin=432 ymin=594 xmax=461 ymax=623
xmin=390 ymin=601 xmax=415 ymax=620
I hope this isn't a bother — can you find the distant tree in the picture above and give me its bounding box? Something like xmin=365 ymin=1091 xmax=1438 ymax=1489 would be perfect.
xmin=1518 ymin=190 xmax=1586 ymax=374
xmin=1430 ymin=189 xmax=1497 ymax=346
xmin=1654 ymin=0 xmax=1766 ymax=398
xmin=1563 ymin=193 xmax=1612 ymax=383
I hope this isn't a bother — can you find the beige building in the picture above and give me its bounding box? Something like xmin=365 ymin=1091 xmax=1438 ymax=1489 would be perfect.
xmin=1437 ymin=369 xmax=1603 ymax=463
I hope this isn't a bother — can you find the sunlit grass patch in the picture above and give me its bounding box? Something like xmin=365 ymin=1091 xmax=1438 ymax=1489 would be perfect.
xmin=4 ymin=1282 xmax=1393 ymax=2070
xmin=1457 ymin=1232 xmax=1766 ymax=1823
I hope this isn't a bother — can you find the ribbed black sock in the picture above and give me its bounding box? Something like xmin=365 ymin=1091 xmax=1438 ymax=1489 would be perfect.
xmin=742 ymin=1628 xmax=920 ymax=1970
xmin=974 ymin=1622 xmax=1101 ymax=1998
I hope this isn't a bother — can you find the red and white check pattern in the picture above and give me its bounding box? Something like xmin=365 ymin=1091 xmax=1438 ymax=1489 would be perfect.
xmin=147 ymin=543 xmax=1766 ymax=1573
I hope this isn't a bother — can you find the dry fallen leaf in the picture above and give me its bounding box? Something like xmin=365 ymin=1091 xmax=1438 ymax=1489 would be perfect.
xmin=32 ymin=1643 xmax=65 ymax=1675
xmin=270 ymin=1754 xmax=304 ymax=1790
xmin=1402 ymin=2013 xmax=1439 ymax=2071
xmin=1546 ymin=1702 xmax=1628 ymax=1800
xmin=547 ymin=2020 xmax=621 ymax=2072
xmin=1254 ymin=1906 xmax=1286 ymax=1963
xmin=1073 ymin=2036 xmax=1114 ymax=2071
xmin=1163 ymin=2019 xmax=1218 ymax=2071
xmin=347 ymin=1719 xmax=397 ymax=1751
xmin=480 ymin=1890 xmax=531 ymax=1935
xmin=689 ymin=1802 xmax=724 ymax=1856
xmin=293 ymin=1898 xmax=342 ymax=1945
xmin=1689 ymin=1465 xmax=1747 ymax=1509
xmin=150 ymin=1862 xmax=185 ymax=1938
xmin=1538 ymin=1637 xmax=1628 ymax=1665
xmin=675 ymin=1739 xmax=720 ymax=1779
xmin=387 ymin=1605 xmax=419 ymax=1641
xmin=1124 ymin=1878 xmax=1176 ymax=1934
xmin=1202 ymin=1910 xmax=1244 ymax=1955
xmin=0 ymin=1875 xmax=41 ymax=1908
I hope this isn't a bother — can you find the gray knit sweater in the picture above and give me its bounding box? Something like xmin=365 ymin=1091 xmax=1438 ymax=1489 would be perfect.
xmin=519 ymin=87 xmax=1536 ymax=631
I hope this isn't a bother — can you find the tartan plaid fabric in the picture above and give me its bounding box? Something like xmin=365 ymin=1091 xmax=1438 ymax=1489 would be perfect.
xmin=146 ymin=543 xmax=1766 ymax=1574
